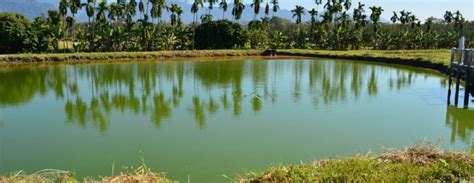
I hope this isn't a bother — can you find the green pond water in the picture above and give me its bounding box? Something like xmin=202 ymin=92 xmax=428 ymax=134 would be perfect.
xmin=0 ymin=58 xmax=472 ymax=182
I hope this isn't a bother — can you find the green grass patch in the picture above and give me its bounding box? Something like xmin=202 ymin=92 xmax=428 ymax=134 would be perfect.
xmin=278 ymin=49 xmax=451 ymax=65
xmin=239 ymin=144 xmax=474 ymax=182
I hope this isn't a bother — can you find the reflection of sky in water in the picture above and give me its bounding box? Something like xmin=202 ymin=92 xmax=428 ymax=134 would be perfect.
xmin=0 ymin=58 xmax=472 ymax=182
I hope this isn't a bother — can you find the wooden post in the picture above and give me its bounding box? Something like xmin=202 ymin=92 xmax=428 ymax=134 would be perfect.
xmin=463 ymin=50 xmax=473 ymax=108
xmin=448 ymin=48 xmax=456 ymax=104
xmin=454 ymin=49 xmax=463 ymax=105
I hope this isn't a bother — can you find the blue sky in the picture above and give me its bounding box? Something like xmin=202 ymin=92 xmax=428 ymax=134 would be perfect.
xmin=272 ymin=0 xmax=473 ymax=21
xmin=39 ymin=0 xmax=473 ymax=21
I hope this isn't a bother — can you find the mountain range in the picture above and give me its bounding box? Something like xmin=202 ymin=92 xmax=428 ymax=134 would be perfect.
xmin=0 ymin=0 xmax=314 ymax=23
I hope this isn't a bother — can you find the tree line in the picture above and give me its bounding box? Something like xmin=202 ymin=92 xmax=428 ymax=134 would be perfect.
xmin=0 ymin=0 xmax=472 ymax=54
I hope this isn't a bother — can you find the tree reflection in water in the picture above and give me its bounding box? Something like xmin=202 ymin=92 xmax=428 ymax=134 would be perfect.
xmin=445 ymin=106 xmax=474 ymax=151
xmin=0 ymin=59 xmax=448 ymax=133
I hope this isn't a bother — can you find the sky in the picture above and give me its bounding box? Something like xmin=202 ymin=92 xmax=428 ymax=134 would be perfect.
xmin=39 ymin=0 xmax=473 ymax=21
xmin=270 ymin=0 xmax=474 ymax=21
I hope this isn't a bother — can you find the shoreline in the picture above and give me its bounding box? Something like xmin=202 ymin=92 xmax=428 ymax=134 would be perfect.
xmin=0 ymin=49 xmax=451 ymax=75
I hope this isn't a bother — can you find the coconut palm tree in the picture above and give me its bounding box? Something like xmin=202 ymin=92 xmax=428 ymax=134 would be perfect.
xmin=86 ymin=0 xmax=96 ymax=50
xmin=390 ymin=11 xmax=398 ymax=23
xmin=369 ymin=6 xmax=383 ymax=34
xmin=191 ymin=0 xmax=203 ymax=50
xmin=69 ymin=0 xmax=82 ymax=45
xmin=96 ymin=0 xmax=109 ymax=24
xmin=191 ymin=0 xmax=203 ymax=24
xmin=444 ymin=11 xmax=453 ymax=24
xmin=270 ymin=0 xmax=279 ymax=17
xmin=291 ymin=5 xmax=305 ymax=25
xmin=232 ymin=0 xmax=245 ymax=22
xmin=264 ymin=3 xmax=270 ymax=18
xmin=369 ymin=6 xmax=383 ymax=49
xmin=219 ymin=0 xmax=228 ymax=19
xmin=251 ymin=0 xmax=262 ymax=20
xmin=343 ymin=0 xmax=351 ymax=11
xmin=58 ymin=0 xmax=68 ymax=51
xmin=170 ymin=3 xmax=181 ymax=26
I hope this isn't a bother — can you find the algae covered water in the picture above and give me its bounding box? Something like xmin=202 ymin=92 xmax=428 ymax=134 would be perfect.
xmin=0 ymin=58 xmax=472 ymax=182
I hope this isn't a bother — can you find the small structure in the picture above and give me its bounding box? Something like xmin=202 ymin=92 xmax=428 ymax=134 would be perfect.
xmin=447 ymin=37 xmax=474 ymax=108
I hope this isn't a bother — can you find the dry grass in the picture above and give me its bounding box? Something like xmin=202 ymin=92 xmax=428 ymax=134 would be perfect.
xmin=0 ymin=165 xmax=172 ymax=183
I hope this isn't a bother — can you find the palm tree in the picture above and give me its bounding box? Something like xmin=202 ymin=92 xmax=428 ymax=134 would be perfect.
xmin=251 ymin=0 xmax=262 ymax=20
xmin=270 ymin=0 xmax=279 ymax=17
xmin=96 ymin=0 xmax=109 ymax=24
xmin=58 ymin=0 xmax=68 ymax=51
xmin=369 ymin=6 xmax=383 ymax=34
xmin=308 ymin=8 xmax=318 ymax=45
xmin=205 ymin=0 xmax=217 ymax=16
xmin=69 ymin=0 xmax=82 ymax=45
xmin=390 ymin=11 xmax=398 ymax=23
xmin=444 ymin=11 xmax=453 ymax=24
xmin=232 ymin=0 xmax=245 ymax=22
xmin=219 ymin=0 xmax=228 ymax=19
xmin=139 ymin=0 xmax=145 ymax=20
xmin=369 ymin=6 xmax=383 ymax=49
xmin=264 ymin=3 xmax=270 ymax=18
xmin=191 ymin=0 xmax=203 ymax=24
xmin=343 ymin=0 xmax=351 ymax=11
xmin=308 ymin=8 xmax=318 ymax=25
xmin=291 ymin=5 xmax=305 ymax=25
xmin=170 ymin=3 xmax=180 ymax=26
xmin=191 ymin=0 xmax=203 ymax=50
xmin=86 ymin=0 xmax=96 ymax=50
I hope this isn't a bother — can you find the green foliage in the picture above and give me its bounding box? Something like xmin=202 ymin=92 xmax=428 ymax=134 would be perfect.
xmin=194 ymin=20 xmax=247 ymax=49
xmin=0 ymin=13 xmax=35 ymax=54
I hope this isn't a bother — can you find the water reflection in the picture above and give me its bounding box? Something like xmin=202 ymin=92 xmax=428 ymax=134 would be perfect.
xmin=0 ymin=59 xmax=446 ymax=132
xmin=445 ymin=106 xmax=474 ymax=151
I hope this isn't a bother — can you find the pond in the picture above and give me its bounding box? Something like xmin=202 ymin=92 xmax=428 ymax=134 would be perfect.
xmin=0 ymin=58 xmax=472 ymax=182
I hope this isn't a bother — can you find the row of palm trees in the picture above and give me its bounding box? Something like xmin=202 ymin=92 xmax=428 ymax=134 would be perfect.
xmin=27 ymin=0 xmax=470 ymax=52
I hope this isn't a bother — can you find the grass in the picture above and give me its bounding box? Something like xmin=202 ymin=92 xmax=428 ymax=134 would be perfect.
xmin=238 ymin=144 xmax=474 ymax=182
xmin=0 ymin=165 xmax=173 ymax=183
xmin=278 ymin=49 xmax=451 ymax=65
xmin=0 ymin=144 xmax=471 ymax=182
xmin=0 ymin=49 xmax=264 ymax=62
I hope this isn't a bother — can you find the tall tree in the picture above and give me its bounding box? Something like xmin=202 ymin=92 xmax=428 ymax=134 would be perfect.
xmin=219 ymin=0 xmax=228 ymax=19
xmin=291 ymin=5 xmax=305 ymax=25
xmin=264 ymin=3 xmax=270 ymax=18
xmin=369 ymin=6 xmax=383 ymax=34
xmin=251 ymin=0 xmax=262 ymax=20
xmin=232 ymin=0 xmax=245 ymax=22
xmin=270 ymin=0 xmax=279 ymax=17
xmin=390 ymin=11 xmax=398 ymax=23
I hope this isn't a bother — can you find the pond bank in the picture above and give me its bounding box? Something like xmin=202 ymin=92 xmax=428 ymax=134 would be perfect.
xmin=0 ymin=50 xmax=264 ymax=63
xmin=277 ymin=49 xmax=451 ymax=74
xmin=1 ymin=145 xmax=472 ymax=182
xmin=239 ymin=144 xmax=473 ymax=182
xmin=0 ymin=49 xmax=451 ymax=74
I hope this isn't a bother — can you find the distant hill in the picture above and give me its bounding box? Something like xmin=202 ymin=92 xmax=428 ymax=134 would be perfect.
xmin=0 ymin=0 xmax=56 ymax=19
xmin=0 ymin=0 xmax=313 ymax=23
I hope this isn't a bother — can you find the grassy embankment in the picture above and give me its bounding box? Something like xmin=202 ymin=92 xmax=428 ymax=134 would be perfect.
xmin=0 ymin=145 xmax=472 ymax=182
xmin=278 ymin=49 xmax=452 ymax=73
xmin=239 ymin=144 xmax=473 ymax=182
xmin=0 ymin=50 xmax=265 ymax=62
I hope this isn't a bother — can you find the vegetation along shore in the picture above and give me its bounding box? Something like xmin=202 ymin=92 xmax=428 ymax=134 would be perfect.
xmin=0 ymin=145 xmax=472 ymax=182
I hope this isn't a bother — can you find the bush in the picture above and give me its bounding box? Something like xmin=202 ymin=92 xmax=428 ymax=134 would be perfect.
xmin=194 ymin=20 xmax=248 ymax=49
xmin=0 ymin=12 xmax=35 ymax=54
